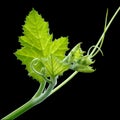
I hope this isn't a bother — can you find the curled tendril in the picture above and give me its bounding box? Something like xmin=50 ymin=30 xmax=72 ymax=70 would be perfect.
xmin=30 ymin=58 xmax=43 ymax=76
xmin=87 ymin=45 xmax=104 ymax=57
xmin=30 ymin=58 xmax=52 ymax=83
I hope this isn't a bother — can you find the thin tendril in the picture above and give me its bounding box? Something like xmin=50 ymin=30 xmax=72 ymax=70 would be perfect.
xmin=87 ymin=45 xmax=104 ymax=57
xmin=89 ymin=8 xmax=108 ymax=57
xmin=90 ymin=9 xmax=108 ymax=57
xmin=89 ymin=7 xmax=120 ymax=58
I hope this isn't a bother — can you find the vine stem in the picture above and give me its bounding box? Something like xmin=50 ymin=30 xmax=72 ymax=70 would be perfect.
xmin=32 ymin=81 xmax=46 ymax=98
xmin=1 ymin=79 xmax=56 ymax=120
xmin=1 ymin=72 xmax=78 ymax=120
xmin=2 ymin=99 xmax=35 ymax=120
xmin=50 ymin=71 xmax=78 ymax=95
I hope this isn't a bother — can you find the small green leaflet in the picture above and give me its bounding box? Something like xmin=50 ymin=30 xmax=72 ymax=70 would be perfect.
xmin=15 ymin=8 xmax=69 ymax=82
xmin=64 ymin=43 xmax=95 ymax=73
xmin=64 ymin=43 xmax=84 ymax=63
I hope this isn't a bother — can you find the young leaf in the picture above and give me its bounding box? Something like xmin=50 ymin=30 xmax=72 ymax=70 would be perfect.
xmin=64 ymin=43 xmax=95 ymax=73
xmin=64 ymin=43 xmax=84 ymax=63
xmin=73 ymin=55 xmax=95 ymax=73
xmin=14 ymin=8 xmax=69 ymax=82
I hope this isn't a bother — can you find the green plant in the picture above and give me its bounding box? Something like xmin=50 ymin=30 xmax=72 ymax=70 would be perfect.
xmin=1 ymin=7 xmax=120 ymax=120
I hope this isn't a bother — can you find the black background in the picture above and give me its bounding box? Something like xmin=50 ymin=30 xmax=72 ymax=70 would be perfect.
xmin=0 ymin=0 xmax=120 ymax=119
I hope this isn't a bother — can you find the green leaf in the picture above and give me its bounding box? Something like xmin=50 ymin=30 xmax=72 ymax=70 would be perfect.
xmin=15 ymin=47 xmax=45 ymax=82
xmin=14 ymin=8 xmax=69 ymax=82
xmin=41 ymin=55 xmax=69 ymax=77
xmin=50 ymin=37 xmax=69 ymax=59
xmin=19 ymin=8 xmax=53 ymax=57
